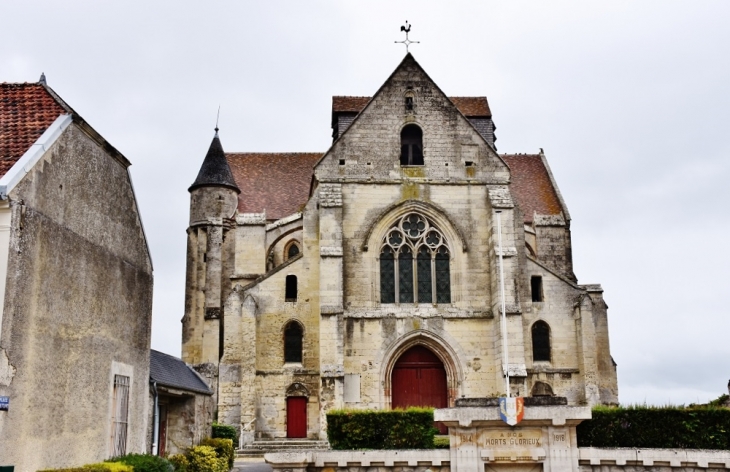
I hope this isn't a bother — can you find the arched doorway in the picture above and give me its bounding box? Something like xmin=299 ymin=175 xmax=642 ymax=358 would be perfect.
xmin=391 ymin=346 xmax=448 ymax=433
xmin=286 ymin=397 xmax=307 ymax=438
xmin=286 ymin=383 xmax=309 ymax=438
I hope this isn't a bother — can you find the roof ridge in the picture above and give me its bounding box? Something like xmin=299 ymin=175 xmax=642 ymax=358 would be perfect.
xmin=226 ymin=152 xmax=323 ymax=155
xmin=151 ymin=348 xmax=182 ymax=360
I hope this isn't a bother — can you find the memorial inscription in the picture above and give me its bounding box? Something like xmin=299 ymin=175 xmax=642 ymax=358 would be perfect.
xmin=481 ymin=429 xmax=543 ymax=447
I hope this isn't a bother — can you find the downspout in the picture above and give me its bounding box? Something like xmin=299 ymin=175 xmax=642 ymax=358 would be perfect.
xmin=151 ymin=380 xmax=159 ymax=456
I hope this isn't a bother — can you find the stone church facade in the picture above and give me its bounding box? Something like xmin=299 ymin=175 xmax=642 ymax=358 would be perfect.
xmin=181 ymin=54 xmax=618 ymax=440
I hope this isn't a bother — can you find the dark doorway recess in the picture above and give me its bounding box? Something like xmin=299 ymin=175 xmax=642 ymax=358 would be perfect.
xmin=286 ymin=396 xmax=307 ymax=438
xmin=391 ymin=345 xmax=448 ymax=433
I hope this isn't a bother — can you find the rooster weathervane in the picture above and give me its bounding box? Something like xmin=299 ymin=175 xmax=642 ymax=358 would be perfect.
xmin=395 ymin=21 xmax=420 ymax=52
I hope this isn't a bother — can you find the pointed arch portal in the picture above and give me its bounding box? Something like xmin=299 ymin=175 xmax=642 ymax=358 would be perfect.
xmin=391 ymin=345 xmax=448 ymax=433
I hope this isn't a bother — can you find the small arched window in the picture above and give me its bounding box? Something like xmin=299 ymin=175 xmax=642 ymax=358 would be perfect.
xmin=531 ymin=381 xmax=554 ymax=397
xmin=285 ymin=275 xmax=297 ymax=302
xmin=400 ymin=124 xmax=423 ymax=166
xmin=284 ymin=321 xmax=303 ymax=363
xmin=286 ymin=241 xmax=300 ymax=260
xmin=532 ymin=320 xmax=551 ymax=362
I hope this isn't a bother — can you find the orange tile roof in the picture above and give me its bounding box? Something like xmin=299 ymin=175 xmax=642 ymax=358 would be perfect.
xmin=448 ymin=97 xmax=491 ymax=117
xmin=332 ymin=96 xmax=491 ymax=117
xmin=228 ymin=151 xmax=562 ymax=225
xmin=501 ymin=154 xmax=563 ymax=223
xmin=332 ymin=96 xmax=371 ymax=113
xmin=0 ymin=83 xmax=67 ymax=177
xmin=226 ymin=153 xmax=322 ymax=220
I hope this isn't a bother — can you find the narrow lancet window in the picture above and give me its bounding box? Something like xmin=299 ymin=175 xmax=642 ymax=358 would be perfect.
xmin=532 ymin=320 xmax=551 ymax=362
xmin=531 ymin=276 xmax=543 ymax=302
xmin=417 ymin=246 xmax=432 ymax=303
xmin=398 ymin=247 xmax=414 ymax=303
xmin=284 ymin=322 xmax=303 ymax=363
xmin=380 ymin=247 xmax=396 ymax=303
xmin=285 ymin=275 xmax=297 ymax=301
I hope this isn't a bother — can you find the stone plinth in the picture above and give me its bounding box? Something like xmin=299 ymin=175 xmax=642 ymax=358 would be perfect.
xmin=435 ymin=400 xmax=591 ymax=472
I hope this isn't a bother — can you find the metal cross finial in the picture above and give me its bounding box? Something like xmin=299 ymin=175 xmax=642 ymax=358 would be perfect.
xmin=395 ymin=21 xmax=419 ymax=52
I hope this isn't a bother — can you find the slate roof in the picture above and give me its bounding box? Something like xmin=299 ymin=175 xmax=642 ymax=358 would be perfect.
xmin=189 ymin=133 xmax=240 ymax=193
xmin=332 ymin=96 xmax=491 ymax=117
xmin=227 ymin=152 xmax=322 ymax=220
xmin=0 ymin=83 xmax=68 ymax=177
xmin=150 ymin=350 xmax=212 ymax=395
xmin=502 ymin=153 xmax=564 ymax=223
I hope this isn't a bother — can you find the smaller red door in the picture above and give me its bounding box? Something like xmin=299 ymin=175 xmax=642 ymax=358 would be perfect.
xmin=287 ymin=396 xmax=307 ymax=438
xmin=158 ymin=405 xmax=168 ymax=456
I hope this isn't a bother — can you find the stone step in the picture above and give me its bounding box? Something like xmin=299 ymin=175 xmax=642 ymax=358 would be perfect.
xmin=236 ymin=440 xmax=330 ymax=457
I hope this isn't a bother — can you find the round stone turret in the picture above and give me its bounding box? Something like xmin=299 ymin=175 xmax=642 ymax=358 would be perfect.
xmin=188 ymin=130 xmax=240 ymax=224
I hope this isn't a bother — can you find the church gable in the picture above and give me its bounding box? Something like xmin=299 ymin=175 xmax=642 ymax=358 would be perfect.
xmin=315 ymin=54 xmax=508 ymax=183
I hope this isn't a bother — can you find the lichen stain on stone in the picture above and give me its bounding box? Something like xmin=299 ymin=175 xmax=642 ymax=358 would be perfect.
xmin=0 ymin=349 xmax=16 ymax=386
xmin=401 ymin=180 xmax=420 ymax=200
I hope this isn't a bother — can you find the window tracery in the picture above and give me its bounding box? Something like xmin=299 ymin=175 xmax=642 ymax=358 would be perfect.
xmin=380 ymin=213 xmax=451 ymax=304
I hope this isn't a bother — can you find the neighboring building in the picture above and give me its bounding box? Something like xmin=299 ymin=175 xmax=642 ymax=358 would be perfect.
xmin=181 ymin=54 xmax=618 ymax=441
xmin=0 ymin=79 xmax=153 ymax=470
xmin=148 ymin=349 xmax=213 ymax=456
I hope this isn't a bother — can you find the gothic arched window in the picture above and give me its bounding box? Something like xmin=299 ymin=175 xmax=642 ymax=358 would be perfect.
xmin=400 ymin=125 xmax=423 ymax=166
xmin=286 ymin=241 xmax=300 ymax=260
xmin=532 ymin=320 xmax=551 ymax=362
xmin=380 ymin=213 xmax=451 ymax=304
xmin=284 ymin=321 xmax=303 ymax=363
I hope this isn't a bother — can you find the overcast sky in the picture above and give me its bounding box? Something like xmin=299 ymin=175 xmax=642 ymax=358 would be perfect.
xmin=2 ymin=1 xmax=729 ymax=406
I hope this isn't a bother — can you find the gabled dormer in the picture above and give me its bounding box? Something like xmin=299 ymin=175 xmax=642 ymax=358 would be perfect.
xmin=317 ymin=53 xmax=507 ymax=184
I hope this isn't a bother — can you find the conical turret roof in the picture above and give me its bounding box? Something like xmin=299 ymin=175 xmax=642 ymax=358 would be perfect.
xmin=188 ymin=131 xmax=240 ymax=193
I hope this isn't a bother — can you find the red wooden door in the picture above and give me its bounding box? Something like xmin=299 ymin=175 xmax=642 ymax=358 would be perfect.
xmin=392 ymin=346 xmax=448 ymax=433
xmin=287 ymin=396 xmax=307 ymax=438
xmin=158 ymin=405 xmax=168 ymax=456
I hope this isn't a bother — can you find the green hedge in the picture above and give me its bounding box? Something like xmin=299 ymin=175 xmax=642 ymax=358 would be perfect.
xmin=327 ymin=407 xmax=437 ymax=450
xmin=211 ymin=422 xmax=238 ymax=443
xmin=106 ymin=454 xmax=173 ymax=472
xmin=577 ymin=405 xmax=730 ymax=449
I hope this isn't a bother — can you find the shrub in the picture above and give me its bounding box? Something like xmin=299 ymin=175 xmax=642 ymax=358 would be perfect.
xmin=577 ymin=405 xmax=730 ymax=449
xmin=107 ymin=453 xmax=174 ymax=472
xmin=200 ymin=438 xmax=234 ymax=469
xmin=187 ymin=445 xmax=228 ymax=472
xmin=85 ymin=463 xmax=133 ymax=472
xmin=433 ymin=436 xmax=450 ymax=449
xmin=37 ymin=469 xmax=90 ymax=472
xmin=167 ymin=454 xmax=189 ymax=472
xmin=326 ymin=407 xmax=437 ymax=449
xmin=211 ymin=422 xmax=238 ymax=444
xmin=39 ymin=462 xmax=133 ymax=472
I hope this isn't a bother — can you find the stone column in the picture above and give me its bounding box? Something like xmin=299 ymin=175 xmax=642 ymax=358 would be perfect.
xmin=318 ymin=183 xmax=344 ymax=440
